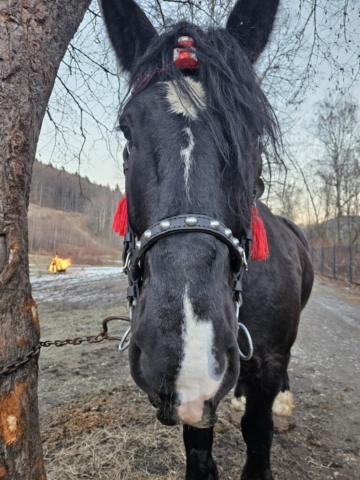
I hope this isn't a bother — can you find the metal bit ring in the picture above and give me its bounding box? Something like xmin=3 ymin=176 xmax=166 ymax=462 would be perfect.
xmin=118 ymin=326 xmax=131 ymax=352
xmin=238 ymin=322 xmax=254 ymax=361
xmin=118 ymin=305 xmax=133 ymax=352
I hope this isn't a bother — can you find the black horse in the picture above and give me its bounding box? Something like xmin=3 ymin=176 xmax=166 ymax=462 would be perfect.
xmin=101 ymin=1 xmax=314 ymax=478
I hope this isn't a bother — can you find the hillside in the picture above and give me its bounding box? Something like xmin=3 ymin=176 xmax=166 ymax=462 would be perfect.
xmin=28 ymin=161 xmax=123 ymax=264
xmin=30 ymin=161 xmax=123 ymax=214
xmin=304 ymin=215 xmax=360 ymax=246
xmin=28 ymin=204 xmax=121 ymax=264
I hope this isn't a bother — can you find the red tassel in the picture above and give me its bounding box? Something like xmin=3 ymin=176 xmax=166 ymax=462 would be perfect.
xmin=251 ymin=206 xmax=269 ymax=261
xmin=112 ymin=194 xmax=128 ymax=237
xmin=112 ymin=196 xmax=268 ymax=257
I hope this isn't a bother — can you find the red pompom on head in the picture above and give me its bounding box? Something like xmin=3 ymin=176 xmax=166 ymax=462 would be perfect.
xmin=112 ymin=194 xmax=128 ymax=237
xmin=174 ymin=36 xmax=199 ymax=70
xmin=251 ymin=206 xmax=269 ymax=261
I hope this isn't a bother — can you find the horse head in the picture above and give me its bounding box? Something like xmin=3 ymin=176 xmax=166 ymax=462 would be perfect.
xmin=101 ymin=0 xmax=279 ymax=428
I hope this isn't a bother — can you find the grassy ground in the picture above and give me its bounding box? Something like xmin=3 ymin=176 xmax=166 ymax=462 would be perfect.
xmin=35 ymin=272 xmax=360 ymax=480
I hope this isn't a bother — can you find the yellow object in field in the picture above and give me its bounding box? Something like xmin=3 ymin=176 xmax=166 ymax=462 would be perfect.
xmin=48 ymin=254 xmax=72 ymax=273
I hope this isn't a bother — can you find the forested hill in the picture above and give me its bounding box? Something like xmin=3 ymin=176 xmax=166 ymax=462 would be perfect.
xmin=29 ymin=161 xmax=123 ymax=262
xmin=30 ymin=160 xmax=122 ymax=214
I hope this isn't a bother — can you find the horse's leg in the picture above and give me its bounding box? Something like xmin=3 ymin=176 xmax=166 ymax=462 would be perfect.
xmin=231 ymin=372 xmax=295 ymax=434
xmin=272 ymin=372 xmax=295 ymax=431
xmin=183 ymin=425 xmax=218 ymax=480
xmin=240 ymin=363 xmax=290 ymax=480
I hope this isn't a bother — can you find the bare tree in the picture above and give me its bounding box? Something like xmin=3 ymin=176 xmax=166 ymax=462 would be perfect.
xmin=0 ymin=1 xmax=91 ymax=477
xmin=314 ymin=96 xmax=360 ymax=242
xmin=270 ymin=180 xmax=304 ymax=222
xmin=38 ymin=1 xmax=360 ymax=190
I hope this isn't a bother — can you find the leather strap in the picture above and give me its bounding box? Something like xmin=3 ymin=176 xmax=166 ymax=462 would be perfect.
xmin=133 ymin=214 xmax=248 ymax=274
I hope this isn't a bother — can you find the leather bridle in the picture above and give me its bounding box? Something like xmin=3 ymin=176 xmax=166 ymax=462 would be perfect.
xmin=120 ymin=54 xmax=255 ymax=359
xmin=121 ymin=210 xmax=254 ymax=360
xmin=122 ymin=213 xmax=251 ymax=307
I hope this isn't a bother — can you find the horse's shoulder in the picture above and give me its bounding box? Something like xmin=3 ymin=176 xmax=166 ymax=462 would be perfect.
xmin=275 ymin=216 xmax=309 ymax=251
xmin=257 ymin=203 xmax=309 ymax=251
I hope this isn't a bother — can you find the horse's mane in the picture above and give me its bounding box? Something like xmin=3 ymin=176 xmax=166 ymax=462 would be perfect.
xmin=127 ymin=22 xmax=279 ymax=230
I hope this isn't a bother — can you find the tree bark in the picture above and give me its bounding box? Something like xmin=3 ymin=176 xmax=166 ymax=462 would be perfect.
xmin=0 ymin=1 xmax=91 ymax=478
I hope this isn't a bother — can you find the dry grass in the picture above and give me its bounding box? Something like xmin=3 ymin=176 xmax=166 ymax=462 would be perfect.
xmin=28 ymin=203 xmax=121 ymax=265
xmin=42 ymin=386 xmax=241 ymax=480
xmin=43 ymin=387 xmax=186 ymax=480
xmin=45 ymin=428 xmax=183 ymax=480
xmin=42 ymin=381 xmax=356 ymax=480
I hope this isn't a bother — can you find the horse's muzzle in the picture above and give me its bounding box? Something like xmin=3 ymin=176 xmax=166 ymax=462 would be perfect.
xmin=155 ymin=399 xmax=218 ymax=428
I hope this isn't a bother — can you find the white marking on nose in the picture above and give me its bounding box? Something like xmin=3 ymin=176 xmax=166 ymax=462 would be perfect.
xmin=164 ymin=78 xmax=205 ymax=120
xmin=176 ymin=286 xmax=224 ymax=425
xmin=180 ymin=127 xmax=195 ymax=200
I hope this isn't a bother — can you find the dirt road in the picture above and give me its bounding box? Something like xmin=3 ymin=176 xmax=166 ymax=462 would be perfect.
xmin=32 ymin=267 xmax=360 ymax=479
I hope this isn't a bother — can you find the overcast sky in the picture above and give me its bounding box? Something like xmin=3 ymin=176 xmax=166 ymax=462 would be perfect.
xmin=36 ymin=0 xmax=360 ymax=194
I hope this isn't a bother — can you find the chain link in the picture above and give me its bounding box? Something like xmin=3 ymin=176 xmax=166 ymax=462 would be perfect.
xmin=0 ymin=315 xmax=131 ymax=377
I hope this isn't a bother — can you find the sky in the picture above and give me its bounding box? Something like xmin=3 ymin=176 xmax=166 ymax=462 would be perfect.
xmin=36 ymin=0 xmax=360 ymax=195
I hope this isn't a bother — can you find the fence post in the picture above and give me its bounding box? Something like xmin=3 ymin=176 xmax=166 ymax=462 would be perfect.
xmin=321 ymin=246 xmax=324 ymax=276
xmin=349 ymin=244 xmax=353 ymax=283
xmin=333 ymin=245 xmax=337 ymax=279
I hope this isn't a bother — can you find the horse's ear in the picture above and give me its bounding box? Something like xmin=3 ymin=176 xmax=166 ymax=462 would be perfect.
xmin=226 ymin=0 xmax=280 ymax=63
xmin=100 ymin=0 xmax=158 ymax=72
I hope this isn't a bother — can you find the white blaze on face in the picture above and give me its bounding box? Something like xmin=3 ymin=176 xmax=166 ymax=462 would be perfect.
xmin=176 ymin=286 xmax=224 ymax=425
xmin=164 ymin=79 xmax=205 ymax=199
xmin=180 ymin=127 xmax=195 ymax=199
xmin=164 ymin=77 xmax=206 ymax=120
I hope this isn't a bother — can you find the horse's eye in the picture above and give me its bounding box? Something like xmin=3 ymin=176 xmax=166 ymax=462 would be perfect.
xmin=120 ymin=123 xmax=132 ymax=142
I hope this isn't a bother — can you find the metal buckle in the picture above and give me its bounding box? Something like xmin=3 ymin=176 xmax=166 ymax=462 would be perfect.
xmin=118 ymin=306 xmax=133 ymax=352
xmin=123 ymin=252 xmax=131 ymax=273
xmin=238 ymin=246 xmax=248 ymax=270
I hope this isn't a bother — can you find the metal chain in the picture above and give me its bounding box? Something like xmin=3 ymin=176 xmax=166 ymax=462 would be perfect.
xmin=0 ymin=346 xmax=41 ymax=377
xmin=0 ymin=315 xmax=130 ymax=377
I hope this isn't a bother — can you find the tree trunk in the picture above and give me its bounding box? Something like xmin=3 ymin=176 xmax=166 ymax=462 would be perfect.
xmin=0 ymin=1 xmax=91 ymax=478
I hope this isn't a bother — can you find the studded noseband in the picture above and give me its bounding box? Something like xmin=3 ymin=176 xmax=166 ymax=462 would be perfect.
xmin=121 ymin=213 xmax=253 ymax=360
xmin=122 ymin=214 xmax=251 ymax=307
